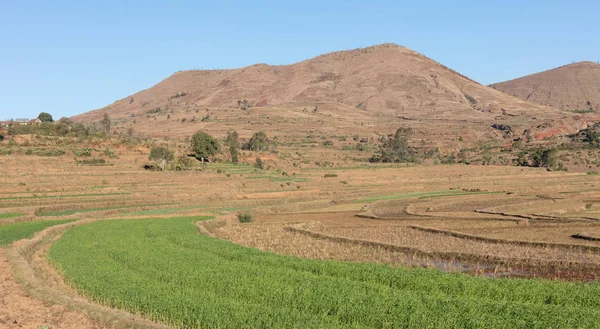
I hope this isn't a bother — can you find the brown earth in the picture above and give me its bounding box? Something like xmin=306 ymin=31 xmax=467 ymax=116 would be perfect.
xmin=71 ymin=44 xmax=595 ymax=146
xmin=491 ymin=61 xmax=600 ymax=112
xmin=0 ymin=248 xmax=104 ymax=329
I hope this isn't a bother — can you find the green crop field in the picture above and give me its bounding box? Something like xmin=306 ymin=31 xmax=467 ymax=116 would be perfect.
xmin=0 ymin=219 xmax=76 ymax=246
xmin=49 ymin=216 xmax=600 ymax=329
xmin=0 ymin=212 xmax=25 ymax=220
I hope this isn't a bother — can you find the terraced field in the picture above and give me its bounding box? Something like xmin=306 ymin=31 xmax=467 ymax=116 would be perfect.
xmin=2 ymin=151 xmax=600 ymax=328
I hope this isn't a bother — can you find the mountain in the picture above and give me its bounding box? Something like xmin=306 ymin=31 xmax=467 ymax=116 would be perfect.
xmin=490 ymin=61 xmax=600 ymax=112
xmin=72 ymin=44 xmax=592 ymax=146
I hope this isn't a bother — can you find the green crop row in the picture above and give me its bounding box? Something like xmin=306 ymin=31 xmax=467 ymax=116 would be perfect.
xmin=49 ymin=216 xmax=600 ymax=328
xmin=0 ymin=219 xmax=75 ymax=246
xmin=0 ymin=212 xmax=25 ymax=220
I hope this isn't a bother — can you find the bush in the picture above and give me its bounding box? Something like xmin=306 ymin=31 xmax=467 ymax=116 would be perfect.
xmin=529 ymin=148 xmax=556 ymax=168
xmin=73 ymin=148 xmax=93 ymax=157
xmin=26 ymin=148 xmax=66 ymax=156
xmin=76 ymin=158 xmax=108 ymax=166
xmin=324 ymin=174 xmax=338 ymax=178
xmin=0 ymin=133 xmax=4 ymax=142
xmin=237 ymin=213 xmax=253 ymax=223
xmin=169 ymin=155 xmax=194 ymax=171
xmin=322 ymin=140 xmax=334 ymax=147
xmin=149 ymin=146 xmax=174 ymax=162
xmin=254 ymin=157 xmax=264 ymax=169
xmin=103 ymin=147 xmax=118 ymax=159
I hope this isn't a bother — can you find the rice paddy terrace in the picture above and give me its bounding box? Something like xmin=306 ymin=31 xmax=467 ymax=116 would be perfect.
xmin=2 ymin=151 xmax=600 ymax=328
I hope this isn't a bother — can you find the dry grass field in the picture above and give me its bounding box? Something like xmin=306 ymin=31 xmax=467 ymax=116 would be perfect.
xmin=2 ymin=144 xmax=600 ymax=327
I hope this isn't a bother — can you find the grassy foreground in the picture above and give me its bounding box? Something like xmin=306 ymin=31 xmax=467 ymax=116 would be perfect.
xmin=49 ymin=216 xmax=600 ymax=329
xmin=0 ymin=219 xmax=75 ymax=246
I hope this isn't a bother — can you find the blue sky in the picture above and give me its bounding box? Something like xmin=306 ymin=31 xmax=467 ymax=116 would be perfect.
xmin=1 ymin=0 xmax=598 ymax=120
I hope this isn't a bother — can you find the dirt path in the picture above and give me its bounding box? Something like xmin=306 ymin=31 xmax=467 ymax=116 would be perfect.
xmin=0 ymin=248 xmax=104 ymax=329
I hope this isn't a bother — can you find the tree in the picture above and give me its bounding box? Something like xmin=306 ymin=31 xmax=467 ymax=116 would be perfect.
xmin=586 ymin=130 xmax=599 ymax=146
xmin=101 ymin=113 xmax=111 ymax=136
xmin=229 ymin=146 xmax=239 ymax=164
xmin=225 ymin=130 xmax=240 ymax=163
xmin=191 ymin=131 xmax=220 ymax=162
xmin=148 ymin=146 xmax=174 ymax=170
xmin=254 ymin=157 xmax=264 ymax=169
xmin=370 ymin=127 xmax=414 ymax=163
xmin=243 ymin=131 xmax=268 ymax=151
xmin=529 ymin=148 xmax=556 ymax=168
xmin=225 ymin=130 xmax=240 ymax=149
xmin=37 ymin=112 xmax=54 ymax=122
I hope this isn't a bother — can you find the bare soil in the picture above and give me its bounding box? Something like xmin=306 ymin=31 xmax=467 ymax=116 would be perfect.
xmin=0 ymin=248 xmax=104 ymax=329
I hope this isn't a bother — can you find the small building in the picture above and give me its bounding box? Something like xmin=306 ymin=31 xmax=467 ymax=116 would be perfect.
xmin=14 ymin=118 xmax=28 ymax=125
xmin=27 ymin=118 xmax=42 ymax=125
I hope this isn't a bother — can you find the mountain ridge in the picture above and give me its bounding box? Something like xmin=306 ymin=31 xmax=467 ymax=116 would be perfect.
xmin=491 ymin=61 xmax=600 ymax=112
xmin=72 ymin=44 xmax=595 ymax=145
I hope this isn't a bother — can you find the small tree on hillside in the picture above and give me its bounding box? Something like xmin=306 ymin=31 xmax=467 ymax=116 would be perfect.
xmin=529 ymin=148 xmax=556 ymax=169
xmin=37 ymin=112 xmax=54 ymax=122
xmin=370 ymin=127 xmax=414 ymax=163
xmin=225 ymin=130 xmax=240 ymax=163
xmin=254 ymin=157 xmax=264 ymax=169
xmin=148 ymin=146 xmax=174 ymax=170
xmin=101 ymin=113 xmax=111 ymax=136
xmin=191 ymin=131 xmax=220 ymax=162
xmin=243 ymin=131 xmax=268 ymax=151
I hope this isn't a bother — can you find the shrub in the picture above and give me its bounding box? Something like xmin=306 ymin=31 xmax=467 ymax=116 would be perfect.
xmin=148 ymin=146 xmax=174 ymax=168
xmin=324 ymin=174 xmax=338 ymax=178
xmin=103 ymin=147 xmax=118 ymax=159
xmin=237 ymin=213 xmax=253 ymax=223
xmin=254 ymin=157 xmax=264 ymax=169
xmin=168 ymin=155 xmax=194 ymax=171
xmin=76 ymin=158 xmax=108 ymax=166
xmin=26 ymin=148 xmax=66 ymax=156
xmin=73 ymin=148 xmax=93 ymax=157
xmin=0 ymin=133 xmax=4 ymax=142
xmin=529 ymin=148 xmax=556 ymax=168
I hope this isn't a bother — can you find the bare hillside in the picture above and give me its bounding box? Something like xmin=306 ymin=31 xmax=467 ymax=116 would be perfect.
xmin=72 ymin=44 xmax=594 ymax=145
xmin=491 ymin=61 xmax=600 ymax=112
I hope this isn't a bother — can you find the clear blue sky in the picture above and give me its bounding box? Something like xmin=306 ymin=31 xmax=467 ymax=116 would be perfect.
xmin=1 ymin=0 xmax=598 ymax=120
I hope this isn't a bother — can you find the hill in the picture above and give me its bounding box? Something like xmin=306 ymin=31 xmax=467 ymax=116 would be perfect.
xmin=491 ymin=61 xmax=600 ymax=113
xmin=72 ymin=44 xmax=593 ymax=147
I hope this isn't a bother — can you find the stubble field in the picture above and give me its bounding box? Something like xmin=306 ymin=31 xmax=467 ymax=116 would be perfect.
xmin=1 ymin=148 xmax=600 ymax=328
